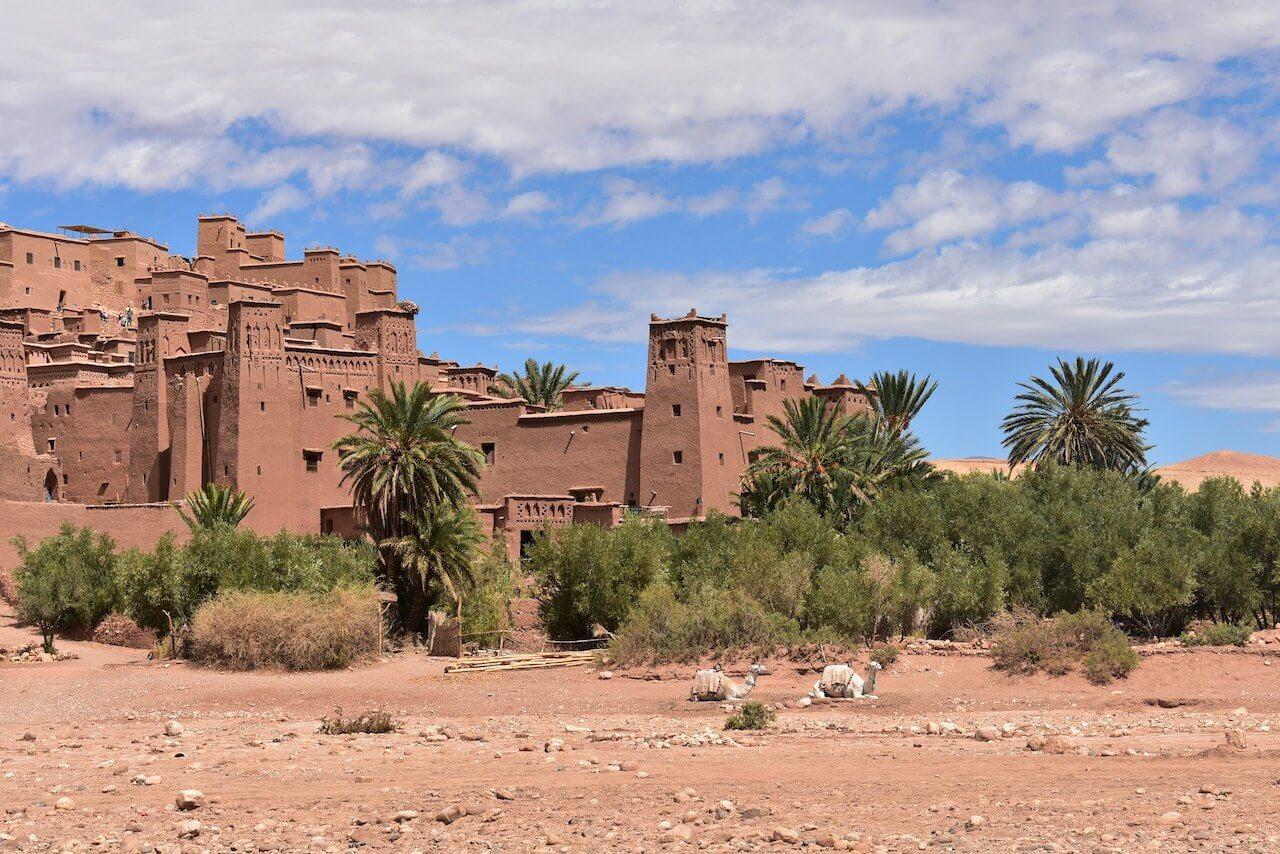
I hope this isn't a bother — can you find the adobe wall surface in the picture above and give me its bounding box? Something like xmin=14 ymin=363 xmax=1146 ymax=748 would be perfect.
xmin=0 ymin=500 xmax=186 ymax=568
xmin=458 ymin=405 xmax=643 ymax=506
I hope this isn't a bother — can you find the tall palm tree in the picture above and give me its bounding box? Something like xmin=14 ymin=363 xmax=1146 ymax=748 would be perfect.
xmin=333 ymin=381 xmax=485 ymax=631
xmin=490 ymin=359 xmax=582 ymax=410
xmin=386 ymin=504 xmax=486 ymax=649
xmin=176 ymin=483 xmax=255 ymax=530
xmin=739 ymin=396 xmax=936 ymax=522
xmin=1001 ymin=357 xmax=1150 ymax=472
xmin=856 ymin=370 xmax=938 ymax=433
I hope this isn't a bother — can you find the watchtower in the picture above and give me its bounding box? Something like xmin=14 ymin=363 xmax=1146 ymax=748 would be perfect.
xmin=638 ymin=310 xmax=739 ymax=519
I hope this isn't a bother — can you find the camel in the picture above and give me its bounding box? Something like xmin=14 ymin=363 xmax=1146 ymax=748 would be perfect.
xmin=809 ymin=661 xmax=882 ymax=699
xmin=689 ymin=664 xmax=764 ymax=702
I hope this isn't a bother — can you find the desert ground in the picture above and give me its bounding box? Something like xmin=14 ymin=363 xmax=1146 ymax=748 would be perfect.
xmin=3 ymin=607 xmax=1280 ymax=853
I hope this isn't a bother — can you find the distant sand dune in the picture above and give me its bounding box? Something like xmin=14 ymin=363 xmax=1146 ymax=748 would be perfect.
xmin=931 ymin=450 xmax=1280 ymax=491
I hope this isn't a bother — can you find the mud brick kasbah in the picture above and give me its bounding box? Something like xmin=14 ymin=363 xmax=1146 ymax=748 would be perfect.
xmin=0 ymin=214 xmax=871 ymax=562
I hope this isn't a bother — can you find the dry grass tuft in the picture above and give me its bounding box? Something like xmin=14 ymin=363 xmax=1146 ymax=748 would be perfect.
xmin=190 ymin=587 xmax=380 ymax=671
xmin=318 ymin=707 xmax=397 ymax=735
xmin=990 ymin=608 xmax=1138 ymax=685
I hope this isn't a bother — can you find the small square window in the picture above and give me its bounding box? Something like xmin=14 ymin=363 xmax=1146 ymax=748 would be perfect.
xmin=25 ymin=252 xmax=33 ymax=264
xmin=671 ymin=404 xmax=681 ymax=417
xmin=303 ymin=449 xmax=323 ymax=472
xmin=672 ymin=450 xmax=683 ymax=464
xmin=47 ymin=438 xmax=55 ymax=451
xmin=715 ymin=405 xmax=723 ymax=418
xmin=116 ymin=257 xmax=125 ymax=267
xmin=74 ymin=260 xmax=81 ymax=271
xmin=667 ymin=364 xmax=676 ymax=375
xmin=53 ymin=256 xmax=61 ymax=269
xmin=481 ymin=442 xmax=495 ymax=465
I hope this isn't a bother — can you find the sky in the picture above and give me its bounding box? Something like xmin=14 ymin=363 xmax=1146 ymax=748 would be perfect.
xmin=3 ymin=1 xmax=1280 ymax=464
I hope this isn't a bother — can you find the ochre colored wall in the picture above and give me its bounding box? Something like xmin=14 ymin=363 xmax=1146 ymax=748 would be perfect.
xmin=458 ymin=405 xmax=643 ymax=506
xmin=0 ymin=500 xmax=186 ymax=569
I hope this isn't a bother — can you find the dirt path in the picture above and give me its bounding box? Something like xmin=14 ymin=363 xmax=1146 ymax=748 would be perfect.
xmin=3 ymin=618 xmax=1279 ymax=852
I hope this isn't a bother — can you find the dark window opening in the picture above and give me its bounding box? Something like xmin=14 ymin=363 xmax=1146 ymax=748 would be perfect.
xmin=716 ymin=405 xmax=723 ymax=418
xmin=303 ymin=449 xmax=323 ymax=472
xmin=25 ymin=252 xmax=33 ymax=264
xmin=672 ymin=450 xmax=683 ymax=464
xmin=671 ymin=404 xmax=681 ymax=417
xmin=116 ymin=257 xmax=125 ymax=267
xmin=53 ymin=256 xmax=61 ymax=269
xmin=74 ymin=260 xmax=81 ymax=271
xmin=718 ymin=453 xmax=725 ymax=466
xmin=519 ymin=530 xmax=536 ymax=562
xmin=481 ymin=442 xmax=495 ymax=465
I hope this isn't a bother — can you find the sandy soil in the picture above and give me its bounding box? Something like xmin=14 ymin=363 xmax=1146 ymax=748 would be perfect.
xmin=4 ymin=607 xmax=1280 ymax=853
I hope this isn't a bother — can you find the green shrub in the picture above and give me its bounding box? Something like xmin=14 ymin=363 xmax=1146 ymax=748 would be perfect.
xmin=116 ymin=527 xmax=377 ymax=637
xmin=870 ymin=643 xmax=900 ymax=669
xmin=1087 ymin=525 xmax=1200 ymax=637
xmin=12 ymin=524 xmax=118 ymax=653
xmin=318 ymin=707 xmax=396 ymax=735
xmin=531 ymin=517 xmax=671 ymax=640
xmin=456 ymin=541 xmax=516 ymax=646
xmin=609 ymin=584 xmax=798 ymax=666
xmin=990 ymin=609 xmax=1138 ymax=685
xmin=725 ymin=701 xmax=775 ymax=731
xmin=115 ymin=532 xmax=216 ymax=635
xmin=1179 ymin=620 xmax=1252 ymax=647
xmin=189 ymin=587 xmax=380 ymax=670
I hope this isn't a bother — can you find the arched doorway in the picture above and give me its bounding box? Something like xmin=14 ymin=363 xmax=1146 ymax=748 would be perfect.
xmin=43 ymin=469 xmax=59 ymax=502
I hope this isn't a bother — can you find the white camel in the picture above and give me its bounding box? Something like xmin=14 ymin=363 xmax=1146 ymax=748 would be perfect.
xmin=809 ymin=661 xmax=882 ymax=699
xmin=689 ymin=664 xmax=764 ymax=702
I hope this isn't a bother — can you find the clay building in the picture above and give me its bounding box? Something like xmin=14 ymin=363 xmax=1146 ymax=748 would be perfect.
xmin=0 ymin=214 xmax=870 ymax=563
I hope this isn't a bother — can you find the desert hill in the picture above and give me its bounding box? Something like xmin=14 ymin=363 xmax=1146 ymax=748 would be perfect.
xmin=931 ymin=450 xmax=1280 ymax=491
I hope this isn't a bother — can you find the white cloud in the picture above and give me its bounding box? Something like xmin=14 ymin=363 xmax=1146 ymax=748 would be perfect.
xmin=375 ymin=234 xmax=490 ymax=272
xmin=514 ymin=225 xmax=1280 ymax=357
xmin=400 ymin=152 xmax=469 ymax=198
xmin=864 ymin=171 xmax=1068 ymax=254
xmin=3 ymin=2 xmax=1279 ymax=190
xmin=1102 ymin=111 xmax=1257 ymax=197
xmin=580 ymin=176 xmax=792 ymax=228
xmin=800 ymin=208 xmax=855 ymax=238
xmin=501 ymin=191 xmax=557 ymax=219
xmin=249 ymin=184 xmax=308 ymax=224
xmin=578 ymin=178 xmax=675 ymax=227
xmin=1165 ymin=371 xmax=1280 ymax=413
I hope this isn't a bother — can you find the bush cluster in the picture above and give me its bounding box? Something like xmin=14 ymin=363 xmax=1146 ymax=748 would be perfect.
xmin=9 ymin=522 xmax=377 ymax=657
xmin=724 ymin=700 xmax=775 ymax=731
xmin=527 ymin=465 xmax=1280 ymax=669
xmin=190 ymin=587 xmax=380 ymax=670
xmin=989 ymin=609 xmax=1139 ymax=684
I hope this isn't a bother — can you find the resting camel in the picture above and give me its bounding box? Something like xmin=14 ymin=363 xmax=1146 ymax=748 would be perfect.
xmin=809 ymin=661 xmax=882 ymax=699
xmin=689 ymin=664 xmax=764 ymax=702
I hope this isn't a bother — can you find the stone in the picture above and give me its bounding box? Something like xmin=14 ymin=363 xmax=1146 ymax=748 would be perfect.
xmin=772 ymin=826 xmax=801 ymax=844
xmin=1159 ymin=812 xmax=1182 ymax=824
xmin=164 ymin=721 xmax=184 ymax=737
xmin=175 ymin=790 xmax=204 ymax=811
xmin=975 ymin=726 xmax=1001 ymax=742
xmin=177 ymin=819 xmax=201 ymax=839
xmin=1224 ymin=729 xmax=1247 ymax=750
xmin=54 ymin=797 xmax=75 ymax=811
xmin=966 ymin=815 xmax=985 ymax=829
xmin=598 ymin=670 xmax=613 ymax=680
xmin=493 ymin=789 xmax=515 ymax=801
xmin=435 ymin=805 xmax=466 ymax=824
